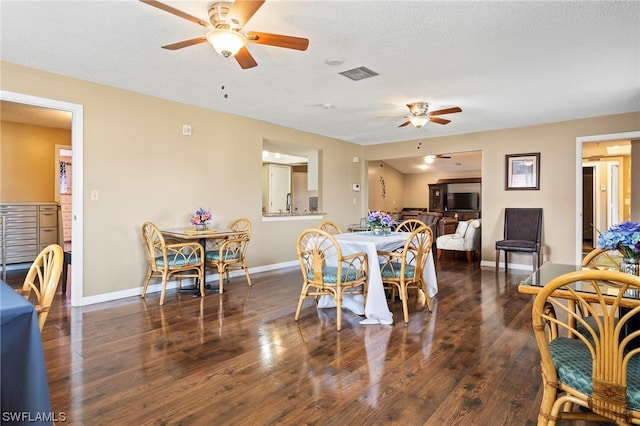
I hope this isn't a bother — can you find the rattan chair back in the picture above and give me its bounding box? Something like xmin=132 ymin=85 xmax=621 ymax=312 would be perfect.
xmin=395 ymin=219 xmax=424 ymax=233
xmin=18 ymin=244 xmax=64 ymax=331
xmin=532 ymin=269 xmax=640 ymax=425
xmin=230 ymin=217 xmax=252 ymax=238
xmin=582 ymin=247 xmax=623 ymax=269
xmin=319 ymin=220 xmax=342 ymax=234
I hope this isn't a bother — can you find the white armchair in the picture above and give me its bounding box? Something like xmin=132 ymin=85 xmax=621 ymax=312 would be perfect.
xmin=436 ymin=219 xmax=481 ymax=262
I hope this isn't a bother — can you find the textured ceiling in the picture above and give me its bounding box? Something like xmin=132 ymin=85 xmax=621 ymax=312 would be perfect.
xmin=1 ymin=0 xmax=638 ymax=150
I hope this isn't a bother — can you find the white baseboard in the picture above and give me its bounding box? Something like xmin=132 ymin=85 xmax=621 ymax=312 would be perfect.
xmin=80 ymin=260 xmax=299 ymax=306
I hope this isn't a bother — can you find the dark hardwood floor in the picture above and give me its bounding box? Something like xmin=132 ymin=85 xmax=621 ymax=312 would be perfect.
xmin=6 ymin=257 xmax=607 ymax=425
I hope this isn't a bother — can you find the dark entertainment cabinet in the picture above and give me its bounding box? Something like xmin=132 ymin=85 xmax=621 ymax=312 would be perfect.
xmin=428 ymin=177 xmax=481 ymax=220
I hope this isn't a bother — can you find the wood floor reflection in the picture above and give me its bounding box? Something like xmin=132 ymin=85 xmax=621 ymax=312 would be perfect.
xmin=8 ymin=258 xmax=606 ymax=425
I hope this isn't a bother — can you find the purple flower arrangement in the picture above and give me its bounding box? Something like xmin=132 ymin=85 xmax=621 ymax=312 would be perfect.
xmin=367 ymin=211 xmax=394 ymax=229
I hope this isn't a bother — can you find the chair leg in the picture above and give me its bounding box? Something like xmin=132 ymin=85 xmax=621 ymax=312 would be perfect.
xmin=335 ymin=288 xmax=342 ymax=331
xmin=159 ymin=272 xmax=168 ymax=305
xmin=533 ymin=252 xmax=539 ymax=271
xmin=219 ymin=269 xmax=225 ymax=294
xmin=420 ymin=279 xmax=432 ymax=312
xmin=495 ymin=250 xmax=500 ymax=270
xmin=294 ymin=283 xmax=308 ymax=321
xmin=402 ymin=286 xmax=410 ymax=323
xmin=466 ymin=251 xmax=473 ymax=262
xmin=437 ymin=248 xmax=442 ymax=261
xmin=243 ymin=261 xmax=252 ymax=286
xmin=141 ymin=267 xmax=152 ymax=298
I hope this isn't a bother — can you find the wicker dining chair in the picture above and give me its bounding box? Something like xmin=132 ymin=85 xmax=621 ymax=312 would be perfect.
xmin=17 ymin=244 xmax=64 ymax=331
xmin=582 ymin=247 xmax=622 ymax=270
xmin=570 ymin=248 xmax=625 ymax=332
xmin=205 ymin=217 xmax=252 ymax=293
xmin=395 ymin=219 xmax=425 ymax=233
xmin=141 ymin=222 xmax=204 ymax=305
xmin=378 ymin=224 xmax=434 ymax=322
xmin=319 ymin=220 xmax=342 ymax=235
xmin=294 ymin=228 xmax=368 ymax=331
xmin=531 ymin=269 xmax=640 ymax=425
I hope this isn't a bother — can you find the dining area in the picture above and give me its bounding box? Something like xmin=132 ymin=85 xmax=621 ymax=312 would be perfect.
xmin=294 ymin=212 xmax=438 ymax=330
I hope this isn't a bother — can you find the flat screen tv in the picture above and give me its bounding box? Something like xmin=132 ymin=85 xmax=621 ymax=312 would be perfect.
xmin=447 ymin=192 xmax=479 ymax=211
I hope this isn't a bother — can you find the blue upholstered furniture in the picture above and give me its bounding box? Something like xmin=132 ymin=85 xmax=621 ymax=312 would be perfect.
xmin=1 ymin=281 xmax=53 ymax=424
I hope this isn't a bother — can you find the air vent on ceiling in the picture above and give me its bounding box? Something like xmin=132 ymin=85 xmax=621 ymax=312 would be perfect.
xmin=339 ymin=66 xmax=379 ymax=81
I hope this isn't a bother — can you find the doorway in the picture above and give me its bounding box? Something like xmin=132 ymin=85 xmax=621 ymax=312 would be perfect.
xmin=582 ymin=165 xmax=595 ymax=251
xmin=575 ymin=131 xmax=640 ymax=264
xmin=0 ymin=90 xmax=85 ymax=306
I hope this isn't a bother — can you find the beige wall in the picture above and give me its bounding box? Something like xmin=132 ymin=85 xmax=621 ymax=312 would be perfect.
xmin=367 ymin=161 xmax=404 ymax=212
xmin=1 ymin=61 xmax=366 ymax=299
xmin=365 ymin=113 xmax=640 ymax=266
xmin=1 ymin=121 xmax=70 ymax=202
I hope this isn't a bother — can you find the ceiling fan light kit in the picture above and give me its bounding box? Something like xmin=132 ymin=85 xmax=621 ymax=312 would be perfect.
xmin=409 ymin=116 xmax=429 ymax=128
xmin=399 ymin=102 xmax=462 ymax=129
xmin=206 ymin=29 xmax=246 ymax=57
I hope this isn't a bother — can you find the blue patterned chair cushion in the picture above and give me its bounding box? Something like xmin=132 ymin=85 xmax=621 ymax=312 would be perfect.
xmin=205 ymin=251 xmax=241 ymax=261
xmin=549 ymin=337 xmax=640 ymax=410
xmin=155 ymin=254 xmax=200 ymax=268
xmin=306 ymin=266 xmax=360 ymax=283
xmin=379 ymin=262 xmax=415 ymax=279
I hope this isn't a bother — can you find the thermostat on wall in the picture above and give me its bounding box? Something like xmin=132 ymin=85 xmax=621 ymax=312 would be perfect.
xmin=352 ymin=183 xmax=360 ymax=192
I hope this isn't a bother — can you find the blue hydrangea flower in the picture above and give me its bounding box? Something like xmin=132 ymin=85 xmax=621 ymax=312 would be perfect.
xmin=597 ymin=221 xmax=640 ymax=259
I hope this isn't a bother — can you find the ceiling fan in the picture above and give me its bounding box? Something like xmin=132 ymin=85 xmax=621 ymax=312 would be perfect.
xmin=140 ymin=0 xmax=309 ymax=69
xmin=423 ymin=154 xmax=451 ymax=164
xmin=399 ymin=102 xmax=462 ymax=128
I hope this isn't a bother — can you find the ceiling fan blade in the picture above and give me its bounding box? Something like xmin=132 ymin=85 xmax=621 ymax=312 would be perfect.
xmin=161 ymin=37 xmax=208 ymax=50
xmin=430 ymin=117 xmax=451 ymax=125
xmin=246 ymin=32 xmax=309 ymax=51
xmin=139 ymin=0 xmax=211 ymax=28
xmin=398 ymin=121 xmax=411 ymax=128
xmin=429 ymin=106 xmax=462 ymax=116
xmin=235 ymin=47 xmax=258 ymax=69
xmin=228 ymin=0 xmax=265 ymax=29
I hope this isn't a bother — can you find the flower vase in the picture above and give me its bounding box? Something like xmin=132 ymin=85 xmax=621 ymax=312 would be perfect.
xmin=620 ymin=257 xmax=640 ymax=276
xmin=383 ymin=226 xmax=391 ymax=235
xmin=371 ymin=226 xmax=383 ymax=236
xmin=195 ymin=224 xmax=207 ymax=231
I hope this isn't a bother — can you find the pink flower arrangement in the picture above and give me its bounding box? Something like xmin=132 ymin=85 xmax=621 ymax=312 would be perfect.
xmin=189 ymin=208 xmax=212 ymax=226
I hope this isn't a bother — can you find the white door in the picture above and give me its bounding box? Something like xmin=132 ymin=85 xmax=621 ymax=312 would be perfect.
xmin=268 ymin=164 xmax=291 ymax=213
xmin=608 ymin=162 xmax=620 ymax=227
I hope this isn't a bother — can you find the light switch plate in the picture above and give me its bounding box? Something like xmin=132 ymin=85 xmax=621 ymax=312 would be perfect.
xmin=352 ymin=183 xmax=360 ymax=192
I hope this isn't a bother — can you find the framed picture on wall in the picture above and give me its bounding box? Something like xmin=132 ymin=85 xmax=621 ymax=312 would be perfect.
xmin=505 ymin=153 xmax=540 ymax=190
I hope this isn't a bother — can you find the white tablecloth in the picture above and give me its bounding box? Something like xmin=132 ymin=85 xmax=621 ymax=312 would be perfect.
xmin=317 ymin=231 xmax=438 ymax=325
